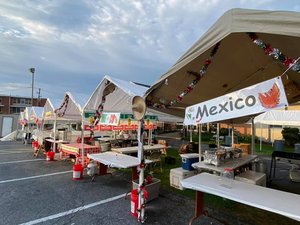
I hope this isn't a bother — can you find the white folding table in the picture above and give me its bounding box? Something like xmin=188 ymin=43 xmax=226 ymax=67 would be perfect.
xmin=181 ymin=173 xmax=300 ymax=224
xmin=192 ymin=154 xmax=258 ymax=173
xmin=88 ymin=152 xmax=151 ymax=181
xmin=111 ymin=144 xmax=167 ymax=154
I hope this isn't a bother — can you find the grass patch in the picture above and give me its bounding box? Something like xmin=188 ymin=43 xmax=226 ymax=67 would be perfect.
xmin=254 ymin=143 xmax=294 ymax=156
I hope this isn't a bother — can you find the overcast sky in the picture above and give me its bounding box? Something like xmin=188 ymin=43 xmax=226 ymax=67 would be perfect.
xmin=1 ymin=0 xmax=299 ymax=105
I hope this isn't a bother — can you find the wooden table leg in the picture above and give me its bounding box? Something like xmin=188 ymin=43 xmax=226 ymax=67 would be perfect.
xmin=99 ymin=163 xmax=108 ymax=175
xmin=189 ymin=191 xmax=204 ymax=225
xmin=131 ymin=167 xmax=138 ymax=181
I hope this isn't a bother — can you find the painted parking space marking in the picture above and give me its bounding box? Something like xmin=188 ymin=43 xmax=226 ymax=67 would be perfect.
xmin=0 ymin=150 xmax=33 ymax=155
xmin=19 ymin=193 xmax=127 ymax=225
xmin=0 ymin=159 xmax=45 ymax=165
xmin=0 ymin=171 xmax=72 ymax=184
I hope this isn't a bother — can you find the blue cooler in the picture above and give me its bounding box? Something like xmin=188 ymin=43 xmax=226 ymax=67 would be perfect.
xmin=180 ymin=153 xmax=199 ymax=171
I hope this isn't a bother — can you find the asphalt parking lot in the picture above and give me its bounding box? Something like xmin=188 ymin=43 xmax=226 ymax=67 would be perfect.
xmin=1 ymin=141 xmax=300 ymax=225
xmin=0 ymin=141 xmax=204 ymax=225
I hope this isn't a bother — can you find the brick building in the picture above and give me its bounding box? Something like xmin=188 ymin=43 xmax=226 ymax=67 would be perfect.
xmin=0 ymin=95 xmax=47 ymax=114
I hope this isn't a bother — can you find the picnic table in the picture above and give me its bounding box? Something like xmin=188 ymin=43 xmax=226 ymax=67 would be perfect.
xmin=60 ymin=143 xmax=100 ymax=165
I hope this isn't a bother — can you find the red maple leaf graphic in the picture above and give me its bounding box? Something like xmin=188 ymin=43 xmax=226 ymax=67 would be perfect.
xmin=258 ymin=83 xmax=280 ymax=108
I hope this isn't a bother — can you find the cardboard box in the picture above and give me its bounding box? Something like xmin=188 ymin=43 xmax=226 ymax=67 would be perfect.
xmin=233 ymin=143 xmax=251 ymax=155
xmin=170 ymin=167 xmax=198 ymax=190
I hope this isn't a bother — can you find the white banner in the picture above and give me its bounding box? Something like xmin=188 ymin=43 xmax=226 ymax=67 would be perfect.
xmin=184 ymin=77 xmax=288 ymax=125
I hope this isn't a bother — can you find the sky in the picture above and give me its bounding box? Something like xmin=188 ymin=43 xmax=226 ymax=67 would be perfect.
xmin=1 ymin=0 xmax=299 ymax=105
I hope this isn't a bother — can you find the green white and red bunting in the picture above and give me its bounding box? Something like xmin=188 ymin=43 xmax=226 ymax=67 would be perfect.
xmin=184 ymin=77 xmax=288 ymax=125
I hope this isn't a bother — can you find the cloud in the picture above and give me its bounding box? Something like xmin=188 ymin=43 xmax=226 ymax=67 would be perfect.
xmin=0 ymin=0 xmax=299 ymax=103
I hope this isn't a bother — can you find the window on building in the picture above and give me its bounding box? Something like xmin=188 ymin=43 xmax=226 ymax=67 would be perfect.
xmin=26 ymin=99 xmax=31 ymax=104
xmin=12 ymin=98 xmax=18 ymax=104
xmin=20 ymin=99 xmax=25 ymax=104
xmin=11 ymin=107 xmax=22 ymax=114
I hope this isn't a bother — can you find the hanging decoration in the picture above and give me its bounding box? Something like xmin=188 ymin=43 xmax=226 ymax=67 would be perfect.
xmin=248 ymin=32 xmax=300 ymax=73
xmin=88 ymin=80 xmax=111 ymax=137
xmin=54 ymin=95 xmax=69 ymax=117
xmin=147 ymin=42 xmax=221 ymax=109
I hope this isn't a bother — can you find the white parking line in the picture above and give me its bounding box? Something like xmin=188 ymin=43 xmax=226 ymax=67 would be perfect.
xmin=0 ymin=159 xmax=45 ymax=165
xmin=0 ymin=171 xmax=72 ymax=184
xmin=19 ymin=193 xmax=127 ymax=225
xmin=0 ymin=150 xmax=33 ymax=155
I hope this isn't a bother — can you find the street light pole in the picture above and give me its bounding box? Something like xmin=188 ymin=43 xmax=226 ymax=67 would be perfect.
xmin=29 ymin=68 xmax=35 ymax=106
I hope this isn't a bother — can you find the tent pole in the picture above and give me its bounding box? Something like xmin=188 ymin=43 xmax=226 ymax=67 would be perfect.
xmin=198 ymin=124 xmax=202 ymax=161
xmin=260 ymin=123 xmax=262 ymax=151
xmin=217 ymin=123 xmax=220 ymax=148
xmin=251 ymin=118 xmax=255 ymax=155
xmin=137 ymin=120 xmax=145 ymax=222
xmin=81 ymin=115 xmax=85 ymax=167
xmin=53 ymin=115 xmax=57 ymax=152
xmin=189 ymin=125 xmax=193 ymax=143
xmin=231 ymin=123 xmax=234 ymax=147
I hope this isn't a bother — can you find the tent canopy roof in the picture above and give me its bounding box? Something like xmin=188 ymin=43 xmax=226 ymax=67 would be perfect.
xmin=254 ymin=110 xmax=300 ymax=126
xmin=84 ymin=75 xmax=183 ymax=123
xmin=55 ymin=92 xmax=83 ymax=120
xmin=146 ymin=8 xmax=300 ymax=121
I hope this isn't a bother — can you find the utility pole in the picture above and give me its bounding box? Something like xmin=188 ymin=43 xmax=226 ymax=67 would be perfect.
xmin=29 ymin=68 xmax=35 ymax=106
xmin=37 ymin=88 xmax=41 ymax=106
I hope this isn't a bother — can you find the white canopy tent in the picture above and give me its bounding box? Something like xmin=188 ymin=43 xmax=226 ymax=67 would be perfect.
xmin=55 ymin=92 xmax=83 ymax=121
xmin=146 ymin=8 xmax=300 ymax=117
xmin=254 ymin=110 xmax=300 ymax=150
xmin=51 ymin=92 xmax=86 ymax=153
xmin=29 ymin=107 xmax=44 ymax=124
xmin=42 ymin=98 xmax=58 ymax=121
xmin=145 ymin=8 xmax=300 ymax=159
xmin=84 ymin=75 xmax=183 ymax=123
xmin=254 ymin=110 xmax=300 ymax=126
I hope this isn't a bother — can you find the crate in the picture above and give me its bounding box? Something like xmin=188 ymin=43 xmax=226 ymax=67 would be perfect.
xmin=233 ymin=143 xmax=251 ymax=155
xmin=132 ymin=178 xmax=160 ymax=202
xmin=180 ymin=153 xmax=199 ymax=171
xmin=235 ymin=170 xmax=266 ymax=187
xmin=170 ymin=167 xmax=198 ymax=190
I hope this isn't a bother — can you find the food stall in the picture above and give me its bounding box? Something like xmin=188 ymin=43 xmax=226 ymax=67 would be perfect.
xmin=145 ymin=8 xmax=300 ymax=224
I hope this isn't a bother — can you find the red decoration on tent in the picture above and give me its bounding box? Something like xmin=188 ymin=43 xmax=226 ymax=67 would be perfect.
xmin=147 ymin=42 xmax=221 ymax=109
xmin=248 ymin=32 xmax=300 ymax=73
xmin=55 ymin=95 xmax=69 ymax=117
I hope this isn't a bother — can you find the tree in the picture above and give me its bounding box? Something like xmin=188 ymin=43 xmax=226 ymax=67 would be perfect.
xmin=281 ymin=127 xmax=300 ymax=147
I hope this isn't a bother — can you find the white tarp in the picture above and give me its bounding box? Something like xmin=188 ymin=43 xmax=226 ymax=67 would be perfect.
xmin=29 ymin=107 xmax=44 ymax=122
xmin=84 ymin=75 xmax=183 ymax=123
xmin=145 ymin=8 xmax=300 ymax=118
xmin=43 ymin=98 xmax=56 ymax=120
xmin=254 ymin=110 xmax=300 ymax=126
xmin=184 ymin=77 xmax=288 ymax=125
xmin=55 ymin=92 xmax=83 ymax=120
